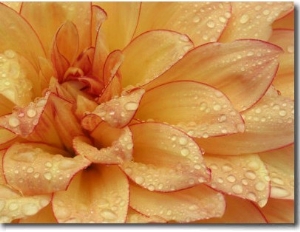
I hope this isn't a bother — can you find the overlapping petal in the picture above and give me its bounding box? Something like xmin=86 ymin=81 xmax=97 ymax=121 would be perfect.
xmin=3 ymin=142 xmax=91 ymax=195
xmin=52 ymin=165 xmax=129 ymax=223
xmin=18 ymin=204 xmax=57 ymax=223
xmin=126 ymin=207 xmax=166 ymax=223
xmin=130 ymin=183 xmax=225 ymax=222
xmin=120 ymin=122 xmax=210 ymax=192
xmin=145 ymin=40 xmax=282 ymax=111
xmin=272 ymin=10 xmax=294 ymax=30
xmin=136 ymin=81 xmax=244 ymax=138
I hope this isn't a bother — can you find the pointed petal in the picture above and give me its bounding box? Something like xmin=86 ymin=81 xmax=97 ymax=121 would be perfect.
xmin=120 ymin=30 xmax=193 ymax=88
xmin=0 ymin=94 xmax=14 ymax=115
xmin=204 ymin=154 xmax=270 ymax=207
xmin=18 ymin=204 xmax=57 ymax=223
xmin=269 ymin=29 xmax=294 ymax=99
xmin=3 ymin=2 xmax=21 ymax=12
xmin=136 ymin=81 xmax=244 ymax=138
xmin=73 ymin=128 xmax=133 ymax=164
xmin=21 ymin=2 xmax=92 ymax=57
xmin=273 ymin=10 xmax=294 ymax=30
xmin=145 ymin=40 xmax=282 ymax=111
xmin=219 ymin=2 xmax=294 ymax=42
xmin=126 ymin=207 xmax=166 ymax=223
xmin=52 ymin=165 xmax=129 ymax=223
xmin=120 ymin=122 xmax=210 ymax=192
xmin=91 ymin=5 xmax=107 ymax=47
xmin=135 ymin=2 xmax=231 ymax=46
xmin=0 ymin=3 xmax=46 ymax=69
xmin=198 ymin=195 xmax=267 ymax=223
xmin=82 ymin=88 xmax=145 ymax=129
xmin=94 ymin=2 xmax=140 ymax=51
xmin=0 ymin=129 xmax=17 ymax=146
xmin=0 ymin=184 xmax=51 ymax=223
xmin=259 ymin=145 xmax=294 ymax=200
xmin=259 ymin=198 xmax=294 ymax=223
xmin=130 ymin=183 xmax=225 ymax=222
xmin=195 ymin=89 xmax=294 ymax=155
xmin=3 ymin=142 xmax=91 ymax=195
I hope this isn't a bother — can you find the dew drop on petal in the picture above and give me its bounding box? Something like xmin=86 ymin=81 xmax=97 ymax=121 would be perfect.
xmin=245 ymin=171 xmax=257 ymax=180
xmin=8 ymin=117 xmax=20 ymax=128
xmin=135 ymin=176 xmax=145 ymax=185
xmin=180 ymin=148 xmax=190 ymax=156
xmin=43 ymin=172 xmax=52 ymax=180
xmin=255 ymin=182 xmax=266 ymax=191
xmin=8 ymin=202 xmax=19 ymax=211
xmin=124 ymin=102 xmax=139 ymax=111
xmin=22 ymin=203 xmax=39 ymax=216
xmin=101 ymin=209 xmax=117 ymax=220
xmin=206 ymin=20 xmax=215 ymax=28
xmin=231 ymin=184 xmax=243 ymax=194
xmin=239 ymin=14 xmax=250 ymax=24
xmin=271 ymin=187 xmax=290 ymax=198
xmin=226 ymin=175 xmax=236 ymax=183
xmin=222 ymin=164 xmax=232 ymax=172
xmin=26 ymin=109 xmax=37 ymax=118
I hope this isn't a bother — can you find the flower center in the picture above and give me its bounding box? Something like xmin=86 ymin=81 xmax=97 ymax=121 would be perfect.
xmin=0 ymin=50 xmax=33 ymax=107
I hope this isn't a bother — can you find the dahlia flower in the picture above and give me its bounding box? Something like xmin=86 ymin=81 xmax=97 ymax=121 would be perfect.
xmin=0 ymin=2 xmax=294 ymax=223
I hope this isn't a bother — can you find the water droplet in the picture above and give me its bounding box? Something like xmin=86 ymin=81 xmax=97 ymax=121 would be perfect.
xmin=180 ymin=148 xmax=190 ymax=156
xmin=58 ymin=159 xmax=77 ymax=170
xmin=271 ymin=186 xmax=289 ymax=198
xmin=124 ymin=102 xmax=138 ymax=111
xmin=22 ymin=203 xmax=39 ymax=216
xmin=279 ymin=110 xmax=287 ymax=117
xmin=148 ymin=185 xmax=155 ymax=191
xmin=222 ymin=164 xmax=232 ymax=172
xmin=226 ymin=175 xmax=236 ymax=183
xmin=188 ymin=204 xmax=199 ymax=211
xmin=193 ymin=15 xmax=200 ymax=23
xmin=272 ymin=177 xmax=284 ymax=185
xmin=43 ymin=172 xmax=52 ymax=180
xmin=101 ymin=209 xmax=117 ymax=220
xmin=213 ymin=104 xmax=221 ymax=111
xmin=247 ymin=161 xmax=260 ymax=170
xmin=218 ymin=16 xmax=226 ymax=23
xmin=135 ymin=176 xmax=145 ymax=185
xmin=45 ymin=162 xmax=52 ymax=168
xmin=218 ymin=114 xmax=227 ymax=122
xmin=263 ymin=9 xmax=270 ymax=15
xmin=26 ymin=109 xmax=37 ymax=118
xmin=232 ymin=184 xmax=243 ymax=194
xmin=194 ymin=164 xmax=201 ymax=170
xmin=202 ymin=133 xmax=209 ymax=138
xmin=287 ymin=45 xmax=294 ymax=53
xmin=179 ymin=137 xmax=188 ymax=145
xmin=8 ymin=117 xmax=20 ymax=127
xmin=26 ymin=167 xmax=34 ymax=174
xmin=217 ymin=177 xmax=224 ymax=183
xmin=246 ymin=192 xmax=257 ymax=201
xmin=206 ymin=20 xmax=215 ymax=28
xmin=9 ymin=202 xmax=19 ymax=211
xmin=245 ymin=171 xmax=257 ymax=180
xmin=239 ymin=14 xmax=249 ymax=24
xmin=255 ymin=182 xmax=266 ymax=191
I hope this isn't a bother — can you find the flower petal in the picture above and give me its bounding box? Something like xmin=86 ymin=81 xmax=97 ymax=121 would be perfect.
xmin=120 ymin=122 xmax=210 ymax=192
xmin=195 ymin=89 xmax=294 ymax=155
xmin=130 ymin=183 xmax=225 ymax=222
xmin=120 ymin=30 xmax=193 ymax=88
xmin=0 ymin=129 xmax=17 ymax=146
xmin=126 ymin=207 xmax=166 ymax=223
xmin=52 ymin=165 xmax=129 ymax=223
xmin=135 ymin=2 xmax=231 ymax=46
xmin=272 ymin=10 xmax=294 ymax=30
xmin=198 ymin=195 xmax=267 ymax=223
xmin=0 ymin=3 xmax=46 ymax=69
xmin=259 ymin=145 xmax=294 ymax=200
xmin=269 ymin=29 xmax=294 ymax=99
xmin=18 ymin=204 xmax=57 ymax=223
xmin=219 ymin=2 xmax=294 ymax=42
xmin=82 ymin=88 xmax=145 ymax=129
xmin=0 ymin=184 xmax=51 ymax=223
xmin=136 ymin=81 xmax=244 ymax=138
xmin=94 ymin=2 xmax=140 ymax=51
xmin=21 ymin=2 xmax=92 ymax=57
xmin=0 ymin=150 xmax=6 ymax=184
xmin=73 ymin=127 xmax=133 ymax=164
xmin=204 ymin=154 xmax=270 ymax=207
xmin=2 ymin=2 xmax=21 ymax=12
xmin=3 ymin=142 xmax=91 ymax=195
xmin=259 ymin=198 xmax=294 ymax=223
xmin=145 ymin=40 xmax=282 ymax=111
xmin=91 ymin=5 xmax=107 ymax=47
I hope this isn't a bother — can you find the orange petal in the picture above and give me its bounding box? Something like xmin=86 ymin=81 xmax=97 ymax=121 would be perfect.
xmin=204 ymin=154 xmax=270 ymax=207
xmin=3 ymin=142 xmax=91 ymax=195
xmin=0 ymin=94 xmax=14 ymax=115
xmin=198 ymin=195 xmax=267 ymax=223
xmin=136 ymin=81 xmax=244 ymax=138
xmin=259 ymin=145 xmax=294 ymax=200
xmin=75 ymin=95 xmax=98 ymax=120
xmin=0 ymin=150 xmax=6 ymax=184
xmin=21 ymin=2 xmax=92 ymax=58
xmin=94 ymin=2 xmax=141 ymax=51
xmin=0 ymin=184 xmax=51 ymax=223
xmin=195 ymin=89 xmax=294 ymax=155
xmin=0 ymin=129 xmax=17 ymax=146
xmin=259 ymin=198 xmax=294 ymax=223
xmin=120 ymin=30 xmax=193 ymax=88
xmin=273 ymin=10 xmax=294 ymax=30
xmin=135 ymin=2 xmax=231 ymax=46
xmin=219 ymin=2 xmax=294 ymax=42
xmin=18 ymin=203 xmax=57 ymax=223
xmin=145 ymin=40 xmax=282 ymax=111
xmin=0 ymin=3 xmax=45 ymax=69
xmin=269 ymin=29 xmax=294 ymax=99
xmin=130 ymin=183 xmax=225 ymax=222
xmin=120 ymin=122 xmax=210 ymax=192
xmin=91 ymin=5 xmax=107 ymax=47
xmin=82 ymin=88 xmax=145 ymax=129
xmin=2 ymin=2 xmax=21 ymax=12
xmin=73 ymin=129 xmax=133 ymax=164
xmin=52 ymin=165 xmax=129 ymax=223
xmin=126 ymin=207 xmax=166 ymax=223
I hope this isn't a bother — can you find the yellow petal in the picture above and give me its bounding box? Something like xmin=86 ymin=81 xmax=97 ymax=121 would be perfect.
xmin=145 ymin=40 xmax=282 ymax=111
xmin=120 ymin=122 xmax=210 ymax=192
xmin=135 ymin=2 xmax=231 ymax=46
xmin=18 ymin=204 xmax=57 ymax=223
xmin=130 ymin=183 xmax=225 ymax=222
xmin=52 ymin=165 xmax=129 ymax=223
xmin=0 ymin=184 xmax=51 ymax=223
xmin=3 ymin=142 xmax=91 ymax=195
xmin=219 ymin=2 xmax=294 ymax=42
xmin=136 ymin=81 xmax=244 ymax=138
xmin=120 ymin=30 xmax=193 ymax=88
xmin=204 ymin=154 xmax=270 ymax=207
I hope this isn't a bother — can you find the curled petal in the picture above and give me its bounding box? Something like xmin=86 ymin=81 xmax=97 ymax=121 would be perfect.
xmin=82 ymin=88 xmax=145 ymax=129
xmin=120 ymin=122 xmax=210 ymax=192
xmin=0 ymin=184 xmax=51 ymax=223
xmin=120 ymin=30 xmax=194 ymax=88
xmin=135 ymin=2 xmax=231 ymax=46
xmin=219 ymin=2 xmax=294 ymax=42
xmin=130 ymin=183 xmax=225 ymax=222
xmin=3 ymin=142 xmax=91 ymax=195
xmin=145 ymin=40 xmax=282 ymax=111
xmin=259 ymin=145 xmax=294 ymax=200
xmin=196 ymin=89 xmax=294 ymax=155
xmin=272 ymin=10 xmax=294 ymax=30
xmin=52 ymin=165 xmax=129 ymax=223
xmin=91 ymin=5 xmax=107 ymax=46
xmin=198 ymin=195 xmax=267 ymax=223
xmin=73 ymin=128 xmax=133 ymax=164
xmin=136 ymin=81 xmax=244 ymax=138
xmin=204 ymin=154 xmax=270 ymax=207
xmin=126 ymin=207 xmax=166 ymax=223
